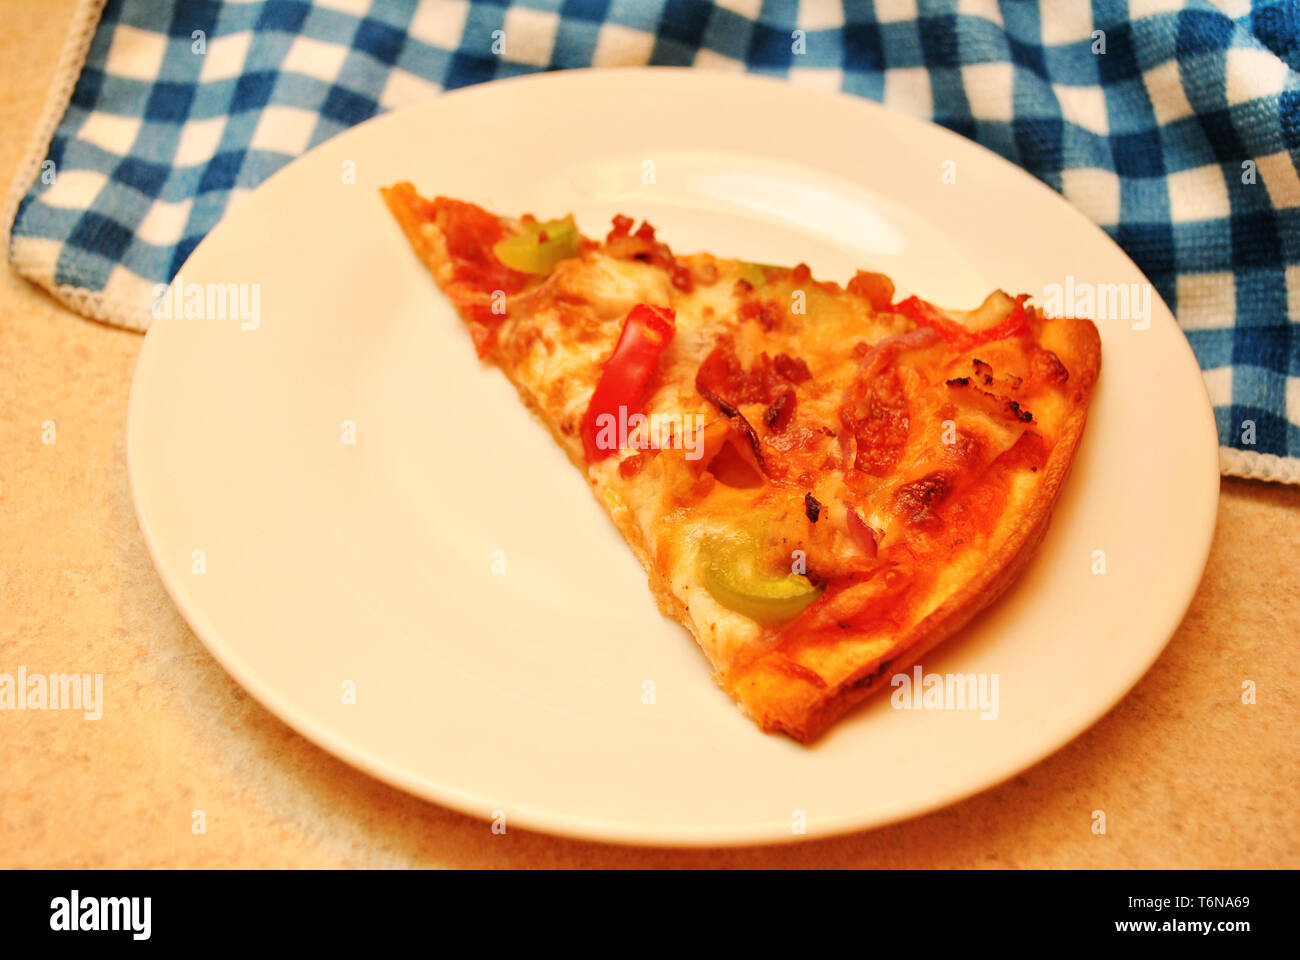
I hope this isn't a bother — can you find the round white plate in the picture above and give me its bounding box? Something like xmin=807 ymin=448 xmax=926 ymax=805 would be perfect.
xmin=128 ymin=68 xmax=1219 ymax=846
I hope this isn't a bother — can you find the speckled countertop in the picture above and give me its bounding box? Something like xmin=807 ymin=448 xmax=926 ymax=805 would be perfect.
xmin=2 ymin=0 xmax=1297 ymax=868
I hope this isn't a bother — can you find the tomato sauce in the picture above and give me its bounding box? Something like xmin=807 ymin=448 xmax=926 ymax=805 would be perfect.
xmin=432 ymin=196 xmax=530 ymax=295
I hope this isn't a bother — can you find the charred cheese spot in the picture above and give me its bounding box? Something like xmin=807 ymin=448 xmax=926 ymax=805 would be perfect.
xmin=892 ymin=472 xmax=951 ymax=526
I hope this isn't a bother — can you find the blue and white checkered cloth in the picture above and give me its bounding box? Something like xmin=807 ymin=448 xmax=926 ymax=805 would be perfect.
xmin=5 ymin=0 xmax=1299 ymax=482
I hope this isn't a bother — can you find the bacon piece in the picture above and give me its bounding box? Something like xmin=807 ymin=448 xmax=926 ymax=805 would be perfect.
xmin=695 ymin=337 xmax=761 ymax=403
xmin=696 ymin=338 xmax=812 ymax=407
xmin=694 ymin=354 xmax=770 ymax=479
xmin=841 ymin=367 xmax=910 ymax=477
xmin=738 ymin=298 xmax=781 ymax=331
xmin=604 ymin=214 xmax=682 ymax=282
xmin=773 ymin=353 xmax=811 ymax=383
xmin=846 ymin=270 xmax=896 ymax=312
xmin=763 ymin=389 xmax=796 ymax=432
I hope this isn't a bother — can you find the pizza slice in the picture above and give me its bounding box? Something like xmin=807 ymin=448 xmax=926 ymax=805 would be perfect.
xmin=382 ymin=183 xmax=1101 ymax=742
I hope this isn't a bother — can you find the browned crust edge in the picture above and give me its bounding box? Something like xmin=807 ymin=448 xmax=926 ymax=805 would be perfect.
xmin=728 ymin=316 xmax=1102 ymax=742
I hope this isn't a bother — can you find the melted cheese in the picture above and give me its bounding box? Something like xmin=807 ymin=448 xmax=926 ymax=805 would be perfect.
xmin=385 ymin=187 xmax=1088 ymax=689
xmin=576 ymin=257 xmax=1078 ymax=677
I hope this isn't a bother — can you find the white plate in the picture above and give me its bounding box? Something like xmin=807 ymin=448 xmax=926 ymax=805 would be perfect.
xmin=128 ymin=69 xmax=1219 ymax=846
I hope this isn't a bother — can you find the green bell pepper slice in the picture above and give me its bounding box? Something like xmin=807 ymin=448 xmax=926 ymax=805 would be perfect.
xmin=700 ymin=532 xmax=822 ymax=625
xmin=492 ymin=219 xmax=581 ymax=275
xmin=740 ymin=261 xmax=784 ymax=287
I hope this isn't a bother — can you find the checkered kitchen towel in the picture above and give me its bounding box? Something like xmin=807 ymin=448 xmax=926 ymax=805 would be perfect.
xmin=5 ymin=0 xmax=1300 ymax=483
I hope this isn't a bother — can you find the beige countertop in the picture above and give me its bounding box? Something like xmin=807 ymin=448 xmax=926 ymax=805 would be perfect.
xmin=2 ymin=0 xmax=1297 ymax=868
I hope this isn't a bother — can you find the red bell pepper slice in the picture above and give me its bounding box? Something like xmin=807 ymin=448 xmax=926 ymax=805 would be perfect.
xmin=581 ymin=304 xmax=676 ymax=462
xmin=969 ymin=293 xmax=1030 ymax=346
xmin=893 ymin=293 xmax=1031 ymax=351
xmin=892 ymin=295 xmax=976 ymax=351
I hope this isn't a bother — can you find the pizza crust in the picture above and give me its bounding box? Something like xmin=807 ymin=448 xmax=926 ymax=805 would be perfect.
xmin=382 ymin=185 xmax=1102 ymax=744
xmin=727 ymin=316 xmax=1100 ymax=741
xmin=493 ymin=314 xmax=1100 ymax=744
